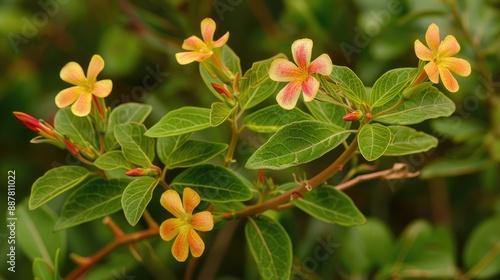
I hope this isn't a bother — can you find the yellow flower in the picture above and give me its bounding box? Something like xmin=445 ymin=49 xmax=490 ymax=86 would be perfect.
xmin=175 ymin=18 xmax=229 ymax=65
xmin=414 ymin=23 xmax=471 ymax=92
xmin=55 ymin=54 xmax=113 ymax=117
xmin=159 ymin=188 xmax=214 ymax=262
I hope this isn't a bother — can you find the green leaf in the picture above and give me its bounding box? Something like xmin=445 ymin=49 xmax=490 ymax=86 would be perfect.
xmin=54 ymin=107 xmax=96 ymax=148
xmin=145 ymin=107 xmax=211 ymax=137
xmin=105 ymin=103 xmax=152 ymax=150
xmin=161 ymin=140 xmax=228 ymax=169
xmin=200 ymin=45 xmax=242 ymax=101
xmin=463 ymin=216 xmax=500 ymax=279
xmin=156 ymin=133 xmax=192 ymax=164
xmin=370 ymin=68 xmax=416 ymax=108
xmin=379 ymin=220 xmax=457 ymax=279
xmin=114 ymin=123 xmax=155 ymax=167
xmin=210 ymin=101 xmax=237 ymax=127
xmin=246 ymin=120 xmax=350 ymax=170
xmin=171 ymin=164 xmax=252 ymax=202
xmin=122 ymin=176 xmax=159 ymax=226
xmin=94 ymin=151 xmax=134 ymax=170
xmin=33 ymin=258 xmax=54 ymax=280
xmin=29 ymin=166 xmax=90 ymax=210
xmin=329 ymin=65 xmax=366 ymax=104
xmin=243 ymin=105 xmax=314 ymax=133
xmin=420 ymin=158 xmax=493 ymax=179
xmin=384 ymin=126 xmax=438 ymax=156
xmin=358 ymin=123 xmax=391 ymax=161
xmin=54 ymin=179 xmax=128 ymax=230
xmin=431 ymin=117 xmax=486 ymax=143
xmin=245 ymin=215 xmax=292 ymax=280
xmin=374 ymin=87 xmax=456 ymax=125
xmin=17 ymin=200 xmax=66 ymax=269
xmin=239 ymin=54 xmax=285 ymax=110
xmin=305 ymin=99 xmax=350 ymax=129
xmin=291 ymin=186 xmax=366 ymax=226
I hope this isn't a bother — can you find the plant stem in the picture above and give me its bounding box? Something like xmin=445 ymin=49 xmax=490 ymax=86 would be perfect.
xmin=233 ymin=139 xmax=359 ymax=217
xmin=224 ymin=115 xmax=240 ymax=167
xmin=459 ymin=240 xmax=500 ymax=279
xmin=64 ymin=214 xmax=159 ymax=280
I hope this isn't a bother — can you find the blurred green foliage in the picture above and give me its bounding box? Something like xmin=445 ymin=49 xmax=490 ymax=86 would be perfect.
xmin=1 ymin=0 xmax=500 ymax=279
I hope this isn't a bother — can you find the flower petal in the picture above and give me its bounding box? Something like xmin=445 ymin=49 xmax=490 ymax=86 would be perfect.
xmin=187 ymin=227 xmax=205 ymax=258
xmin=213 ymin=32 xmax=229 ymax=48
xmin=159 ymin=218 xmax=185 ymax=241
xmin=308 ymin=54 xmax=333 ymax=75
xmin=302 ymin=76 xmax=320 ymax=102
xmin=276 ymin=81 xmax=302 ymax=110
xmin=439 ymin=35 xmax=460 ymax=57
xmin=93 ymin=79 xmax=113 ymax=98
xmin=182 ymin=187 xmax=200 ymax=215
xmin=425 ymin=23 xmax=440 ymax=52
xmin=182 ymin=36 xmax=206 ymax=51
xmin=424 ymin=61 xmax=440 ymax=84
xmin=192 ymin=211 xmax=214 ymax=232
xmin=175 ymin=51 xmax=212 ymax=65
xmin=87 ymin=54 xmax=105 ymax=84
xmin=414 ymin=39 xmax=433 ymax=61
xmin=60 ymin=62 xmax=87 ymax=86
xmin=441 ymin=57 xmax=471 ymax=77
xmin=55 ymin=86 xmax=83 ymax=108
xmin=71 ymin=92 xmax=92 ymax=117
xmin=171 ymin=226 xmax=190 ymax=262
xmin=292 ymin=38 xmax=313 ymax=69
xmin=201 ymin=18 xmax=216 ymax=45
xmin=160 ymin=190 xmax=186 ymax=218
xmin=269 ymin=59 xmax=301 ymax=82
xmin=439 ymin=66 xmax=459 ymax=92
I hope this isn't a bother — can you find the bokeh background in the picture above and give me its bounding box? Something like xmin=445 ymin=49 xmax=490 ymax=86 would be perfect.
xmin=1 ymin=0 xmax=500 ymax=279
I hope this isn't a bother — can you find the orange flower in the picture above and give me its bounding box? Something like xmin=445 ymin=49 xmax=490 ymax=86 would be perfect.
xmin=414 ymin=23 xmax=471 ymax=92
xmin=159 ymin=188 xmax=214 ymax=262
xmin=269 ymin=38 xmax=333 ymax=109
xmin=175 ymin=18 xmax=229 ymax=65
xmin=55 ymin=54 xmax=113 ymax=117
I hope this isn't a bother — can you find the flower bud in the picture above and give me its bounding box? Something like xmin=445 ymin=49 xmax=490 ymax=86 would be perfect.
xmin=211 ymin=83 xmax=233 ymax=99
xmin=342 ymin=110 xmax=363 ymax=121
xmin=125 ymin=166 xmax=161 ymax=177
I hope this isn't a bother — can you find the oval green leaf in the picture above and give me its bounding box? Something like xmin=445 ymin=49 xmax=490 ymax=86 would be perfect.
xmin=305 ymin=99 xmax=350 ymax=129
xmin=384 ymin=125 xmax=438 ymax=156
xmin=291 ymin=186 xmax=366 ymax=226
xmin=94 ymin=151 xmax=134 ymax=170
xmin=114 ymin=123 xmax=155 ymax=167
xmin=329 ymin=65 xmax=366 ymax=105
xmin=122 ymin=176 xmax=159 ymax=226
xmin=171 ymin=164 xmax=252 ymax=202
xmin=210 ymin=101 xmax=237 ymax=127
xmin=243 ymin=105 xmax=314 ymax=133
xmin=29 ymin=166 xmax=90 ymax=210
xmin=54 ymin=107 xmax=96 ymax=148
xmin=358 ymin=123 xmax=391 ymax=161
xmin=245 ymin=120 xmax=350 ymax=170
xmin=369 ymin=68 xmax=416 ymax=108
xmin=105 ymin=103 xmax=152 ymax=150
xmin=145 ymin=107 xmax=211 ymax=137
xmin=161 ymin=140 xmax=228 ymax=169
xmin=245 ymin=215 xmax=292 ymax=280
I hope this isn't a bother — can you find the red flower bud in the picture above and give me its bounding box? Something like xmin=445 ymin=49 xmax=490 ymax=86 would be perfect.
xmin=257 ymin=169 xmax=265 ymax=185
xmin=211 ymin=83 xmax=233 ymax=99
xmin=125 ymin=168 xmax=148 ymax=176
xmin=342 ymin=111 xmax=363 ymax=121
xmin=64 ymin=138 xmax=79 ymax=156
xmin=14 ymin=112 xmax=59 ymax=140
xmin=365 ymin=112 xmax=372 ymax=119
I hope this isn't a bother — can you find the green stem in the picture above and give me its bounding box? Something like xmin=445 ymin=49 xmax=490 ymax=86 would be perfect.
xmin=460 ymin=240 xmax=500 ymax=279
xmin=224 ymin=113 xmax=240 ymax=167
xmin=233 ymin=139 xmax=359 ymax=217
xmin=371 ymin=98 xmax=406 ymax=119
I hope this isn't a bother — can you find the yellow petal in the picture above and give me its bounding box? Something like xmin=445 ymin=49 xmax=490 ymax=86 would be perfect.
xmin=171 ymin=226 xmax=190 ymax=262
xmin=414 ymin=39 xmax=433 ymax=61
xmin=213 ymin=32 xmax=229 ymax=48
xmin=201 ymin=18 xmax=216 ymax=45
xmin=175 ymin=51 xmax=212 ymax=65
xmin=192 ymin=211 xmax=214 ymax=232
xmin=187 ymin=227 xmax=205 ymax=258
xmin=425 ymin=23 xmax=440 ymax=52
xmin=308 ymin=54 xmax=333 ymax=75
xmin=424 ymin=61 xmax=439 ymax=84
xmin=292 ymin=38 xmax=313 ymax=69
xmin=87 ymin=54 xmax=105 ymax=84
xmin=159 ymin=218 xmax=185 ymax=241
xmin=302 ymin=76 xmax=319 ymax=102
xmin=60 ymin=62 xmax=87 ymax=86
xmin=93 ymin=79 xmax=113 ymax=98
xmin=71 ymin=92 xmax=92 ymax=117
xmin=55 ymin=86 xmax=83 ymax=108
xmin=160 ymin=190 xmax=186 ymax=218
xmin=183 ymin=187 xmax=200 ymax=215
xmin=269 ymin=59 xmax=302 ymax=82
xmin=441 ymin=57 xmax=471 ymax=77
xmin=439 ymin=66 xmax=459 ymax=92
xmin=182 ymin=36 xmax=206 ymax=51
